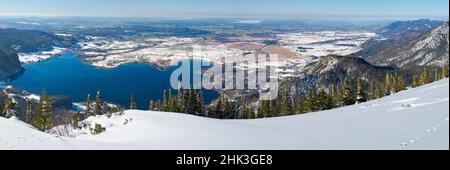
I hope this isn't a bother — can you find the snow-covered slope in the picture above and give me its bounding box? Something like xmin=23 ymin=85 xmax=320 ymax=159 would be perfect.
xmin=367 ymin=22 xmax=449 ymax=68
xmin=1 ymin=79 xmax=449 ymax=150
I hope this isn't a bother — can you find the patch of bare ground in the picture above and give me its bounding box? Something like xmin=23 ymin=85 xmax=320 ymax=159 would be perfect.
xmin=261 ymin=45 xmax=299 ymax=60
xmin=226 ymin=43 xmax=266 ymax=51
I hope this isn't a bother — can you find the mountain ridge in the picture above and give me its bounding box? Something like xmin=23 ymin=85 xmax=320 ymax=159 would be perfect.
xmin=307 ymin=55 xmax=398 ymax=87
xmin=366 ymin=22 xmax=449 ymax=68
xmin=353 ymin=19 xmax=444 ymax=59
xmin=0 ymin=28 xmax=62 ymax=80
xmin=0 ymin=45 xmax=23 ymax=80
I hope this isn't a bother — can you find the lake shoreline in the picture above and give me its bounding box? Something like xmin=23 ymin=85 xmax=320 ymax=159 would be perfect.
xmin=9 ymin=53 xmax=220 ymax=110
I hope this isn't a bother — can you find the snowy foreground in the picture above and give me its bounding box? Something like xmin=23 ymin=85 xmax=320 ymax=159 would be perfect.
xmin=1 ymin=79 xmax=449 ymax=150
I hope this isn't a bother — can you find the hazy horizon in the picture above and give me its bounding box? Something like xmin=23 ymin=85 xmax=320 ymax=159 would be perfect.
xmin=0 ymin=0 xmax=448 ymax=20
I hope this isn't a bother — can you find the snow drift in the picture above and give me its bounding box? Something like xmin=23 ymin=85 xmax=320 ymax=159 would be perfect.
xmin=1 ymin=79 xmax=449 ymax=150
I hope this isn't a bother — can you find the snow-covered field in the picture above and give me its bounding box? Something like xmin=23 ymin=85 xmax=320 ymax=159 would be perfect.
xmin=79 ymin=36 xmax=246 ymax=69
xmin=79 ymin=32 xmax=375 ymax=70
xmin=1 ymin=79 xmax=448 ymax=150
xmin=18 ymin=47 xmax=67 ymax=63
xmin=278 ymin=31 xmax=376 ymax=57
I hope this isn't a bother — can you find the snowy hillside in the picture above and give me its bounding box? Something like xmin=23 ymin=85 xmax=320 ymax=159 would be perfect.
xmin=367 ymin=22 xmax=449 ymax=68
xmin=1 ymin=79 xmax=449 ymax=150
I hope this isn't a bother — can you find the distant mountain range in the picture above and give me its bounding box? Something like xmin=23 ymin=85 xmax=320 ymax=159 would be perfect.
xmin=353 ymin=19 xmax=444 ymax=59
xmin=366 ymin=22 xmax=449 ymax=68
xmin=305 ymin=20 xmax=449 ymax=88
xmin=0 ymin=28 xmax=59 ymax=53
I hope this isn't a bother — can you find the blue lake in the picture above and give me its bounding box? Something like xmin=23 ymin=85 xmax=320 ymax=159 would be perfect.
xmin=10 ymin=53 xmax=219 ymax=110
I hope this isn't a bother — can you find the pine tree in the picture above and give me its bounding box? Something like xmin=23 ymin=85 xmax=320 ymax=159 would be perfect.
xmin=149 ymin=100 xmax=160 ymax=111
xmin=376 ymin=82 xmax=386 ymax=99
xmin=356 ymin=79 xmax=368 ymax=103
xmin=24 ymin=99 xmax=32 ymax=123
xmin=285 ymin=93 xmax=294 ymax=115
xmin=434 ymin=67 xmax=442 ymax=81
xmin=1 ymin=96 xmax=16 ymax=118
xmin=316 ymin=88 xmax=326 ymax=111
xmin=0 ymin=102 xmax=3 ymax=117
xmin=384 ymin=73 xmax=393 ymax=96
xmin=0 ymin=104 xmax=3 ymax=118
xmin=93 ymin=91 xmax=104 ymax=116
xmin=420 ymin=68 xmax=432 ymax=85
xmin=221 ymin=95 xmax=233 ymax=118
xmin=273 ymin=93 xmax=282 ymax=116
xmin=325 ymin=90 xmax=336 ymax=110
xmin=176 ymin=89 xmax=185 ymax=112
xmin=42 ymin=90 xmax=53 ymax=130
xmin=130 ymin=95 xmax=137 ymax=110
xmin=306 ymin=88 xmax=319 ymax=112
xmin=342 ymin=79 xmax=356 ymax=106
xmin=317 ymin=88 xmax=335 ymax=110
xmin=182 ymin=90 xmax=189 ymax=113
xmin=85 ymin=94 xmax=93 ymax=117
xmin=442 ymin=64 xmax=449 ymax=78
xmin=295 ymin=98 xmax=307 ymax=114
xmin=195 ymin=92 xmax=205 ymax=116
xmin=257 ymin=100 xmax=271 ymax=118
xmin=412 ymin=76 xmax=419 ymax=88
xmin=368 ymin=82 xmax=377 ymax=100
xmin=391 ymin=73 xmax=398 ymax=92
xmin=394 ymin=74 xmax=406 ymax=92
xmin=33 ymin=89 xmax=53 ymax=131
xmin=161 ymin=90 xmax=168 ymax=112
xmin=278 ymin=91 xmax=294 ymax=116
xmin=187 ymin=85 xmax=197 ymax=115
xmin=71 ymin=111 xmax=80 ymax=129
xmin=243 ymin=102 xmax=255 ymax=119
xmin=443 ymin=66 xmax=447 ymax=78
xmin=331 ymin=85 xmax=342 ymax=107
xmin=168 ymin=89 xmax=176 ymax=112
xmin=33 ymin=110 xmax=43 ymax=131
xmin=210 ymin=94 xmax=232 ymax=119
xmin=213 ymin=94 xmax=224 ymax=118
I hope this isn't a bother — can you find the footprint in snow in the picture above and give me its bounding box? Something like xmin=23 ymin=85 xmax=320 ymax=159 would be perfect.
xmin=399 ymin=143 xmax=408 ymax=147
xmin=399 ymin=137 xmax=421 ymax=148
xmin=425 ymin=126 xmax=439 ymax=134
xmin=390 ymin=103 xmax=413 ymax=111
xmin=399 ymin=116 xmax=447 ymax=148
xmin=401 ymin=104 xmax=412 ymax=108
xmin=3 ymin=143 xmax=18 ymax=149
